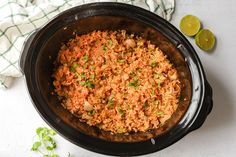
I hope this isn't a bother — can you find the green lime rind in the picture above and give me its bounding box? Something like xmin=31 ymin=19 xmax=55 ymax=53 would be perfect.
xmin=195 ymin=29 xmax=216 ymax=51
xmin=180 ymin=15 xmax=201 ymax=37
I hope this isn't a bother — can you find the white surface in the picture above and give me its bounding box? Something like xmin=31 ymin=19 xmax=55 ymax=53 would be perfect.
xmin=1 ymin=0 xmax=236 ymax=156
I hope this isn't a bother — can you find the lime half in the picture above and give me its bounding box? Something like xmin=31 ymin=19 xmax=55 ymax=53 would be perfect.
xmin=180 ymin=15 xmax=201 ymax=36
xmin=195 ymin=29 xmax=215 ymax=51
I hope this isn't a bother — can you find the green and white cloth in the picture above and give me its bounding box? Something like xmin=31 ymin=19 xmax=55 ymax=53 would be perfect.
xmin=0 ymin=0 xmax=175 ymax=89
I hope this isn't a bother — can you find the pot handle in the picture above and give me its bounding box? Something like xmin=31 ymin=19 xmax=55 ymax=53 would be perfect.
xmin=189 ymin=80 xmax=213 ymax=132
xmin=19 ymin=30 xmax=38 ymax=74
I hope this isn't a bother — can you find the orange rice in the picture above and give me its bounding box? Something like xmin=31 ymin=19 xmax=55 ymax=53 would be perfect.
xmin=53 ymin=30 xmax=180 ymax=134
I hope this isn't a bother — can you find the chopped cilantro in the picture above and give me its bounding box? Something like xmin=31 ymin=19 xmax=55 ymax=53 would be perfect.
xmin=83 ymin=54 xmax=89 ymax=62
xmin=70 ymin=62 xmax=79 ymax=72
xmin=103 ymin=45 xmax=108 ymax=51
xmin=116 ymin=106 xmax=124 ymax=116
xmin=90 ymin=74 xmax=95 ymax=79
xmin=150 ymin=61 xmax=157 ymax=68
xmin=144 ymin=101 xmax=148 ymax=109
xmin=128 ymin=78 xmax=139 ymax=89
xmin=117 ymin=58 xmax=125 ymax=63
xmin=88 ymin=110 xmax=96 ymax=116
xmin=83 ymin=63 xmax=88 ymax=68
xmin=108 ymin=96 xmax=114 ymax=107
xmin=108 ymin=40 xmax=113 ymax=46
xmin=153 ymin=100 xmax=159 ymax=106
xmin=80 ymin=80 xmax=95 ymax=89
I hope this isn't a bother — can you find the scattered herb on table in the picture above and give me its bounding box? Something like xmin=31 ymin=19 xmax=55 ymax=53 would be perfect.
xmin=31 ymin=127 xmax=72 ymax=157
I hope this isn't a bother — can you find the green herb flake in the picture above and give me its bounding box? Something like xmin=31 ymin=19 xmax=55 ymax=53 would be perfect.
xmin=128 ymin=78 xmax=139 ymax=89
xmin=101 ymin=75 xmax=106 ymax=80
xmin=70 ymin=62 xmax=79 ymax=72
xmin=117 ymin=58 xmax=125 ymax=63
xmin=83 ymin=63 xmax=88 ymax=68
xmin=31 ymin=127 xmax=62 ymax=157
xmin=80 ymin=72 xmax=86 ymax=78
xmin=36 ymin=127 xmax=44 ymax=135
xmin=150 ymin=61 xmax=157 ymax=68
xmin=154 ymin=73 xmax=161 ymax=79
xmin=129 ymin=71 xmax=136 ymax=77
xmin=108 ymin=40 xmax=113 ymax=46
xmin=103 ymin=45 xmax=108 ymax=51
xmin=88 ymin=110 xmax=96 ymax=116
xmin=90 ymin=74 xmax=95 ymax=79
xmin=79 ymin=81 xmax=86 ymax=86
xmin=108 ymin=96 xmax=114 ymax=107
xmin=151 ymin=89 xmax=155 ymax=97
xmin=31 ymin=141 xmax=41 ymax=151
xmin=156 ymin=111 xmax=164 ymax=116
xmin=153 ymin=100 xmax=159 ymax=106
xmin=83 ymin=54 xmax=89 ymax=62
xmin=92 ymin=65 xmax=96 ymax=70
xmin=121 ymin=51 xmax=126 ymax=57
xmin=158 ymin=81 xmax=161 ymax=89
xmin=144 ymin=101 xmax=148 ymax=109
xmin=80 ymin=80 xmax=95 ymax=89
xmin=116 ymin=106 xmax=124 ymax=116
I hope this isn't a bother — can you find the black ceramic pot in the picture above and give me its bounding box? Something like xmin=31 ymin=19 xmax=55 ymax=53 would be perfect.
xmin=20 ymin=2 xmax=213 ymax=156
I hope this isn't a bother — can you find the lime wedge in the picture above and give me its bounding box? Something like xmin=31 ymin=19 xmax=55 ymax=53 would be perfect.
xmin=180 ymin=15 xmax=201 ymax=36
xmin=195 ymin=29 xmax=215 ymax=51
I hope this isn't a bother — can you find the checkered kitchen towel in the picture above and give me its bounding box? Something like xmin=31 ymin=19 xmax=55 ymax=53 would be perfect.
xmin=0 ymin=0 xmax=175 ymax=89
